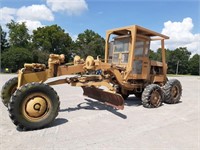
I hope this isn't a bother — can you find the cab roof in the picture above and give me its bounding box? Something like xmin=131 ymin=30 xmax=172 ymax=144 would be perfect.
xmin=107 ymin=25 xmax=169 ymax=39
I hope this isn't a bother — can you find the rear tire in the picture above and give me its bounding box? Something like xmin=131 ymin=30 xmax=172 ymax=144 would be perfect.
xmin=8 ymin=82 xmax=60 ymax=130
xmin=1 ymin=77 xmax=18 ymax=107
xmin=163 ymin=79 xmax=182 ymax=104
xmin=142 ymin=84 xmax=163 ymax=108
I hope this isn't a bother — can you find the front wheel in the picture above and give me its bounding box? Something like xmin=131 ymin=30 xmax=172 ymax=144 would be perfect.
xmin=8 ymin=82 xmax=60 ymax=130
xmin=142 ymin=84 xmax=164 ymax=108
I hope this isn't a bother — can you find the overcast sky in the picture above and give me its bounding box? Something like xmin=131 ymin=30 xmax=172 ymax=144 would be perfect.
xmin=0 ymin=0 xmax=199 ymax=54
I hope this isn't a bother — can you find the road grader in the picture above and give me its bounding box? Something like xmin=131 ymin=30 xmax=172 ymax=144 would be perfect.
xmin=1 ymin=25 xmax=182 ymax=130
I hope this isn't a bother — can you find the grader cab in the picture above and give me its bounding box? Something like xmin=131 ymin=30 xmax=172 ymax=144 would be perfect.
xmin=1 ymin=25 xmax=182 ymax=130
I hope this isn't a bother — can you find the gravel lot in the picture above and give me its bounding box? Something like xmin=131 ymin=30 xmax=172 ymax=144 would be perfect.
xmin=0 ymin=74 xmax=199 ymax=150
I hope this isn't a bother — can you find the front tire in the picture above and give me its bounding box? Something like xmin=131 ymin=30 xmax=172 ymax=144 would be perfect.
xmin=163 ymin=79 xmax=182 ymax=104
xmin=8 ymin=82 xmax=60 ymax=130
xmin=142 ymin=84 xmax=164 ymax=108
xmin=1 ymin=77 xmax=18 ymax=107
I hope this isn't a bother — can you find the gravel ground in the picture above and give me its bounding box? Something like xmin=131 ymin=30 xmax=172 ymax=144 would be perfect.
xmin=0 ymin=74 xmax=199 ymax=150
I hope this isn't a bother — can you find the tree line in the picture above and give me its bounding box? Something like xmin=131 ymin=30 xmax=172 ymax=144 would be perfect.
xmin=149 ymin=48 xmax=199 ymax=75
xmin=1 ymin=20 xmax=105 ymax=72
xmin=0 ymin=20 xmax=199 ymax=75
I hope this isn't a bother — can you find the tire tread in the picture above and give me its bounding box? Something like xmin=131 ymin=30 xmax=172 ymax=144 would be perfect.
xmin=1 ymin=77 xmax=18 ymax=107
xmin=142 ymin=84 xmax=163 ymax=108
xmin=8 ymin=82 xmax=60 ymax=130
xmin=163 ymin=79 xmax=182 ymax=104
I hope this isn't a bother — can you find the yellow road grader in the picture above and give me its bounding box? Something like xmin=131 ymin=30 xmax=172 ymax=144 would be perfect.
xmin=1 ymin=25 xmax=182 ymax=130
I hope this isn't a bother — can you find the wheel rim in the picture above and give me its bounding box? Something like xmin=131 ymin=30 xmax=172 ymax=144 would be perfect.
xmin=150 ymin=90 xmax=161 ymax=107
xmin=171 ymin=85 xmax=179 ymax=99
xmin=22 ymin=93 xmax=52 ymax=122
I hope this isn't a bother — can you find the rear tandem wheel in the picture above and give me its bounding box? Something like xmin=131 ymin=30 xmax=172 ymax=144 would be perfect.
xmin=142 ymin=84 xmax=164 ymax=108
xmin=163 ymin=79 xmax=182 ymax=104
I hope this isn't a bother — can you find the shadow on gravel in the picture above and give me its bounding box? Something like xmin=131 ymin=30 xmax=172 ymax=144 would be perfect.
xmin=124 ymin=96 xmax=142 ymax=106
xmin=59 ymin=96 xmax=142 ymax=119
xmin=60 ymin=99 xmax=127 ymax=119
xmin=16 ymin=118 xmax=68 ymax=132
xmin=48 ymin=118 xmax=68 ymax=128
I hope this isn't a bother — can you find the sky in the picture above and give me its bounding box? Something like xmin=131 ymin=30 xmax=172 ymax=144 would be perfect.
xmin=0 ymin=0 xmax=200 ymax=54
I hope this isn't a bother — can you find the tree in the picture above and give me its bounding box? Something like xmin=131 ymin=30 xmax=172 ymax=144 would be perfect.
xmin=189 ymin=54 xmax=199 ymax=75
xmin=0 ymin=25 xmax=9 ymax=52
xmin=32 ymin=50 xmax=49 ymax=65
xmin=149 ymin=50 xmax=157 ymax=61
xmin=1 ymin=47 xmax=33 ymax=72
xmin=149 ymin=47 xmax=191 ymax=74
xmin=6 ymin=20 xmax=30 ymax=48
xmin=32 ymin=25 xmax=72 ymax=61
xmin=149 ymin=48 xmax=171 ymax=62
xmin=168 ymin=47 xmax=191 ymax=74
xmin=74 ymin=29 xmax=105 ymax=58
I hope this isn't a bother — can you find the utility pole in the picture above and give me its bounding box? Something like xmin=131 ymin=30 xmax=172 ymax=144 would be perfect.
xmin=176 ymin=60 xmax=179 ymax=75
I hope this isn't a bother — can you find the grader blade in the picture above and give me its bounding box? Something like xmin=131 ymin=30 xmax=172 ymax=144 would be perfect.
xmin=82 ymin=86 xmax=124 ymax=110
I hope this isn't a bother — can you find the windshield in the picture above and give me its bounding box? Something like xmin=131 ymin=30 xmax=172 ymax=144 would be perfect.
xmin=114 ymin=37 xmax=130 ymax=52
